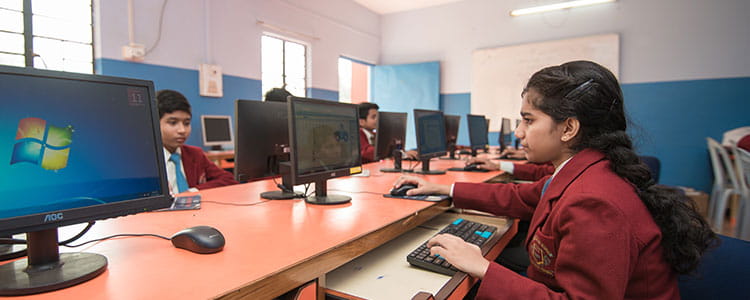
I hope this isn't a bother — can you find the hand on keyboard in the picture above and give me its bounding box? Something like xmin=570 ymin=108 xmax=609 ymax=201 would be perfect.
xmin=407 ymin=218 xmax=496 ymax=276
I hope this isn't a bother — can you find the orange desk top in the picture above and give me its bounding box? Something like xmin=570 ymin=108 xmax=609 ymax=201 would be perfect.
xmin=17 ymin=159 xmax=503 ymax=300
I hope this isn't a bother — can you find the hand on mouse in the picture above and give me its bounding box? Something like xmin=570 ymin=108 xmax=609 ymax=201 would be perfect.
xmin=465 ymin=157 xmax=499 ymax=170
xmin=392 ymin=175 xmax=451 ymax=196
xmin=427 ymin=234 xmax=489 ymax=279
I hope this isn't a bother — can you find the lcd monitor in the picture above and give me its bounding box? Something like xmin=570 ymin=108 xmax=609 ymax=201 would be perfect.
xmin=440 ymin=114 xmax=460 ymax=160
xmin=0 ymin=66 xmax=171 ymax=295
xmin=234 ymin=100 xmax=289 ymax=183
xmin=467 ymin=114 xmax=489 ymax=157
xmin=413 ymin=109 xmax=447 ymax=175
xmin=201 ymin=115 xmax=233 ymax=151
xmin=498 ymin=117 xmax=513 ymax=152
xmin=374 ymin=111 xmax=407 ymax=172
xmin=262 ymin=97 xmax=361 ymax=204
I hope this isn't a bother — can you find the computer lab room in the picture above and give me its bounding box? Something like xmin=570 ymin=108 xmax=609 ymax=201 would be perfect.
xmin=1 ymin=0 xmax=749 ymax=299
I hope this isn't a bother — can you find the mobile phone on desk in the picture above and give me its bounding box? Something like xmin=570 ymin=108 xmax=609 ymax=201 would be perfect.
xmin=158 ymin=195 xmax=202 ymax=211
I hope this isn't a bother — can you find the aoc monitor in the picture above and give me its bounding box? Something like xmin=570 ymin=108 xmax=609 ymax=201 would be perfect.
xmin=413 ymin=109 xmax=447 ymax=175
xmin=200 ymin=115 xmax=234 ymax=151
xmin=234 ymin=100 xmax=289 ymax=183
xmin=467 ymin=114 xmax=489 ymax=156
xmin=262 ymin=97 xmax=362 ymax=204
xmin=0 ymin=65 xmax=171 ymax=295
xmin=375 ymin=111 xmax=407 ymax=172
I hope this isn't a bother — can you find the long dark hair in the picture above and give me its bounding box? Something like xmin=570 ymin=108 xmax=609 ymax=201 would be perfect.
xmin=524 ymin=60 xmax=717 ymax=274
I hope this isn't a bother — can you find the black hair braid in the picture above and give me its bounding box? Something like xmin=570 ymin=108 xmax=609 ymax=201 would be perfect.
xmin=578 ymin=130 xmax=717 ymax=274
xmin=526 ymin=60 xmax=717 ymax=275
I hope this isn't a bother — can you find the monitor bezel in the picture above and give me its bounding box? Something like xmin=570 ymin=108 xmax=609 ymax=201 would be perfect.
xmin=413 ymin=109 xmax=448 ymax=159
xmin=374 ymin=111 xmax=407 ymax=161
xmin=200 ymin=114 xmax=234 ymax=147
xmin=0 ymin=65 xmax=172 ymax=236
xmin=467 ymin=114 xmax=489 ymax=150
xmin=287 ymin=96 xmax=362 ymax=186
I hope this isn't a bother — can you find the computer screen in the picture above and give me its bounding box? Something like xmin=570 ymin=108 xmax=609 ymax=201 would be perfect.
xmin=201 ymin=115 xmax=233 ymax=150
xmin=287 ymin=97 xmax=361 ymax=204
xmin=467 ymin=114 xmax=489 ymax=150
xmin=413 ymin=109 xmax=447 ymax=174
xmin=0 ymin=66 xmax=171 ymax=295
xmin=374 ymin=111 xmax=407 ymax=161
xmin=234 ymin=100 xmax=289 ymax=183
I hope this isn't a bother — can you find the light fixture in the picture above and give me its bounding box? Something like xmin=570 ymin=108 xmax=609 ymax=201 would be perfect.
xmin=510 ymin=0 xmax=616 ymax=17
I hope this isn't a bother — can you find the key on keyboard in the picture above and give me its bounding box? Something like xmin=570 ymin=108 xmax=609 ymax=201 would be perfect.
xmin=407 ymin=218 xmax=497 ymax=276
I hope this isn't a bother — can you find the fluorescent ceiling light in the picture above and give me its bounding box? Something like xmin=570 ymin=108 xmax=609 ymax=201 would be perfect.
xmin=510 ymin=0 xmax=615 ymax=17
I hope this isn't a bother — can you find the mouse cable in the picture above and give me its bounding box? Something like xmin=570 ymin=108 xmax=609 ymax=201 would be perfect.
xmin=202 ymin=199 xmax=271 ymax=206
xmin=327 ymin=189 xmax=383 ymax=196
xmin=63 ymin=233 xmax=171 ymax=248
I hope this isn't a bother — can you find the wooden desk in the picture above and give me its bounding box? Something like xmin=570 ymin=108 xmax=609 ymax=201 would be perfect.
xmin=16 ymin=159 xmax=508 ymax=300
xmin=205 ymin=150 xmax=235 ymax=168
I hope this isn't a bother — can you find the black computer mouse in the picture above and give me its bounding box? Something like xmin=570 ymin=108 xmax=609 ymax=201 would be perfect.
xmin=464 ymin=163 xmax=482 ymax=171
xmin=171 ymin=225 xmax=225 ymax=254
xmin=390 ymin=184 xmax=418 ymax=196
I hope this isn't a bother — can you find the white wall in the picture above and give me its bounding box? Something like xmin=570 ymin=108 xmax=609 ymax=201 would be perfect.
xmin=379 ymin=0 xmax=750 ymax=93
xmin=96 ymin=0 xmax=381 ymax=91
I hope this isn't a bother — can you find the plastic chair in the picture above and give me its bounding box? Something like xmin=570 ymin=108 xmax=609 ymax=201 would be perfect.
xmin=706 ymin=138 xmax=740 ymax=231
xmin=678 ymin=235 xmax=750 ymax=299
xmin=639 ymin=155 xmax=661 ymax=184
xmin=732 ymin=146 xmax=750 ymax=240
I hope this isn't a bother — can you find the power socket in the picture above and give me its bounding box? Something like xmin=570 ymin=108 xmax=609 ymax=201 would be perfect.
xmin=122 ymin=44 xmax=145 ymax=61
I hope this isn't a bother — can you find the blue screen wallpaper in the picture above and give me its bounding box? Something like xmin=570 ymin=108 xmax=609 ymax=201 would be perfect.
xmin=0 ymin=73 xmax=163 ymax=219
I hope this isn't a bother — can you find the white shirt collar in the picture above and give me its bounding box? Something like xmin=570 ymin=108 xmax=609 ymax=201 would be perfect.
xmin=362 ymin=128 xmax=375 ymax=143
xmin=550 ymin=155 xmax=574 ymax=180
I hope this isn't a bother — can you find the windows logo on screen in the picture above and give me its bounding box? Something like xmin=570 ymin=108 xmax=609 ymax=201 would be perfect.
xmin=10 ymin=117 xmax=74 ymax=171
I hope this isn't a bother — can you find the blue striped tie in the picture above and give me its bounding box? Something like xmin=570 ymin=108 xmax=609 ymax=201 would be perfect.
xmin=541 ymin=178 xmax=552 ymax=197
xmin=169 ymin=153 xmax=189 ymax=193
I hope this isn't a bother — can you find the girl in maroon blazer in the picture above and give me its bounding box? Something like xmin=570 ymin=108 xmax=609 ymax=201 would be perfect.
xmin=395 ymin=61 xmax=716 ymax=299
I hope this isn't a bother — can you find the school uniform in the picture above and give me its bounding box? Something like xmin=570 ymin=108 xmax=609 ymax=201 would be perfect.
xmin=511 ymin=162 xmax=555 ymax=181
xmin=453 ymin=149 xmax=678 ymax=299
xmin=359 ymin=128 xmax=375 ymax=163
xmin=176 ymin=145 xmax=238 ymax=190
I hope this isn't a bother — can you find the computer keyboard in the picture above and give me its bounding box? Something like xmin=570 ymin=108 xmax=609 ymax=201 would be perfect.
xmin=407 ymin=218 xmax=497 ymax=276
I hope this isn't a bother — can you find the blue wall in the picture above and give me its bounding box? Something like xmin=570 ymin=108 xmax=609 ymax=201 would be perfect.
xmin=439 ymin=77 xmax=750 ymax=192
xmin=308 ymin=87 xmax=339 ymax=101
xmin=97 ymin=58 xmax=262 ymax=149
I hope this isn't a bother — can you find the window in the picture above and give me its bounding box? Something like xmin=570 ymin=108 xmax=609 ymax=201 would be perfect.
xmin=0 ymin=0 xmax=93 ymax=74
xmin=261 ymin=35 xmax=307 ymax=98
xmin=338 ymin=57 xmax=371 ymax=104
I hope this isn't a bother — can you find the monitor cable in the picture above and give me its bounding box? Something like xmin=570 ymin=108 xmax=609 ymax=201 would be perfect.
xmin=0 ymin=221 xmax=96 ymax=261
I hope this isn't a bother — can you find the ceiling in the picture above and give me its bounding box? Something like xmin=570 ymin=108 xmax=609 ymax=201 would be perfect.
xmin=352 ymin=0 xmax=466 ymax=15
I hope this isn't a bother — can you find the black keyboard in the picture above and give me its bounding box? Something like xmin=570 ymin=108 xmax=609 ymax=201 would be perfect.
xmin=407 ymin=218 xmax=497 ymax=276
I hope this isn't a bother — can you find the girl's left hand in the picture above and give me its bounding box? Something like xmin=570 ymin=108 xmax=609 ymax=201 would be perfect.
xmin=427 ymin=234 xmax=490 ymax=279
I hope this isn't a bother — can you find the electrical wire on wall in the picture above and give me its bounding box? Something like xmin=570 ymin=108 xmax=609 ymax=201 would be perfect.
xmin=145 ymin=0 xmax=169 ymax=55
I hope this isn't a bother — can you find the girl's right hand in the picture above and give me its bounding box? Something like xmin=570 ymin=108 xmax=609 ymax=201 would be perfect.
xmin=392 ymin=175 xmax=452 ymax=196
xmin=465 ymin=157 xmax=499 ymax=171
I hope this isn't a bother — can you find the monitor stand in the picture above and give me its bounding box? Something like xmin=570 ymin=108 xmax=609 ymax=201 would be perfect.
xmin=413 ymin=158 xmax=445 ymax=175
xmin=471 ymin=148 xmax=478 ymax=157
xmin=381 ymin=149 xmax=406 ymax=173
xmin=260 ymin=164 xmax=299 ymax=200
xmin=439 ymin=144 xmax=460 ymax=160
xmin=0 ymin=229 xmax=107 ymax=296
xmin=305 ymin=180 xmax=351 ymax=205
xmin=0 ymin=235 xmax=26 ymax=261
xmin=210 ymin=145 xmax=223 ymax=151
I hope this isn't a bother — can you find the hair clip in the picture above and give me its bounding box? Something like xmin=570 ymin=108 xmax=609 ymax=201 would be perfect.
xmin=609 ymin=98 xmax=618 ymax=113
xmin=564 ymin=79 xmax=594 ymax=100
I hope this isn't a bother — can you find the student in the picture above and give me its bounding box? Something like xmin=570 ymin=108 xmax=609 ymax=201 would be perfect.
xmin=157 ymin=90 xmax=238 ymax=195
xmin=264 ymin=86 xmax=293 ymax=102
xmin=358 ymin=102 xmax=379 ymax=163
xmin=394 ymin=61 xmax=716 ymax=299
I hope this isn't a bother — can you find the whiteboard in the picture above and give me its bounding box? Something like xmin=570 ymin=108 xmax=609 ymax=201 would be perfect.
xmin=471 ymin=33 xmax=619 ymax=131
